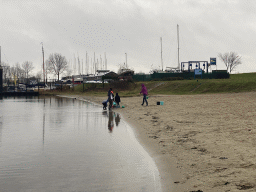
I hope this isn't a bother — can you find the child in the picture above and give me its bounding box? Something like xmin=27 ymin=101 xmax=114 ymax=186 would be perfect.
xmin=102 ymin=100 xmax=108 ymax=110
xmin=114 ymin=93 xmax=121 ymax=106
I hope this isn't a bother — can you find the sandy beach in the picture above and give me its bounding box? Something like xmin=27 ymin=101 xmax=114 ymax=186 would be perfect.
xmin=71 ymin=92 xmax=256 ymax=192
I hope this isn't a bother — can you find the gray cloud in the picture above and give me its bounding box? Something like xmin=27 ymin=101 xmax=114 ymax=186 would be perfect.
xmin=0 ymin=0 xmax=255 ymax=75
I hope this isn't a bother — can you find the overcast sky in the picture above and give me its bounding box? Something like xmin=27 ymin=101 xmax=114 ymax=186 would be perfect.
xmin=1 ymin=0 xmax=256 ymax=77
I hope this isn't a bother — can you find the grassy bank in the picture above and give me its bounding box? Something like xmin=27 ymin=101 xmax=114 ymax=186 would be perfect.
xmin=41 ymin=72 xmax=256 ymax=96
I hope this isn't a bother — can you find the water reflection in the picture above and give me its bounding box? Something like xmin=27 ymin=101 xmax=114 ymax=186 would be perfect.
xmin=115 ymin=113 xmax=121 ymax=127
xmin=108 ymin=111 xmax=114 ymax=132
xmin=0 ymin=97 xmax=3 ymax=147
xmin=102 ymin=111 xmax=121 ymax=133
xmin=0 ymin=121 xmax=2 ymax=147
xmin=42 ymin=113 xmax=45 ymax=145
xmin=0 ymin=96 xmax=161 ymax=192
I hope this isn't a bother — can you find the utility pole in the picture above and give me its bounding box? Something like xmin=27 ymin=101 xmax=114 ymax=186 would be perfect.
xmin=177 ymin=24 xmax=180 ymax=71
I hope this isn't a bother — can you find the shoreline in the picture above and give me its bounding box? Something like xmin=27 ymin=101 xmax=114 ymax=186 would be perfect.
xmin=56 ymin=92 xmax=256 ymax=192
xmin=119 ymin=107 xmax=188 ymax=192
xmin=58 ymin=94 xmax=189 ymax=192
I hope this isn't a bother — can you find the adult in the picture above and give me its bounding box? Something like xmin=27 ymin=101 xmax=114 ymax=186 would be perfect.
xmin=140 ymin=84 xmax=148 ymax=106
xmin=108 ymin=88 xmax=114 ymax=110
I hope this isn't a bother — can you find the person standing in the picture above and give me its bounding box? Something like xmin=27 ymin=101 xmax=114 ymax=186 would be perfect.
xmin=108 ymin=88 xmax=114 ymax=110
xmin=114 ymin=93 xmax=121 ymax=106
xmin=140 ymin=84 xmax=148 ymax=106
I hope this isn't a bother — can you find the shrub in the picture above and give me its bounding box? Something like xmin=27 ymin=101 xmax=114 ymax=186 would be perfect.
xmin=109 ymin=80 xmax=135 ymax=90
xmin=162 ymin=77 xmax=184 ymax=81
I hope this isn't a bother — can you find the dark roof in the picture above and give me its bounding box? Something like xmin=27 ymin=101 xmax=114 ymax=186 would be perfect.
xmin=119 ymin=70 xmax=134 ymax=76
xmin=102 ymin=72 xmax=118 ymax=79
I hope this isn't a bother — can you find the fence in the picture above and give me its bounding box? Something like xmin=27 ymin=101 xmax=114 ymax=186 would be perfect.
xmin=132 ymin=74 xmax=152 ymax=81
xmin=132 ymin=71 xmax=229 ymax=81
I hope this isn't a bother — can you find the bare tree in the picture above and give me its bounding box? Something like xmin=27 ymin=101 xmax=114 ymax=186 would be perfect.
xmin=10 ymin=66 xmax=17 ymax=84
xmin=14 ymin=63 xmax=24 ymax=80
xmin=22 ymin=61 xmax=34 ymax=81
xmin=10 ymin=64 xmax=21 ymax=80
xmin=35 ymin=71 xmax=42 ymax=82
xmin=48 ymin=53 xmax=68 ymax=81
xmin=44 ymin=59 xmax=53 ymax=83
xmin=14 ymin=63 xmax=26 ymax=84
xmin=1 ymin=62 xmax=10 ymax=83
xmin=218 ymin=52 xmax=242 ymax=73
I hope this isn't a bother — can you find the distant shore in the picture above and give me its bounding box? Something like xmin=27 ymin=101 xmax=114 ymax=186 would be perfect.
xmin=57 ymin=92 xmax=256 ymax=192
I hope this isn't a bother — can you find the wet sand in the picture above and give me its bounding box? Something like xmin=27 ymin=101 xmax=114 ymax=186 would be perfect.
xmin=73 ymin=92 xmax=256 ymax=192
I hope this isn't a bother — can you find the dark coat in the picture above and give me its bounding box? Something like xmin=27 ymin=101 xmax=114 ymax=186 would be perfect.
xmin=115 ymin=93 xmax=121 ymax=103
xmin=108 ymin=89 xmax=114 ymax=100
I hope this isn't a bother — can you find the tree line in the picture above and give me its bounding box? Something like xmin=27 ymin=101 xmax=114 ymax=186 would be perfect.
xmin=1 ymin=61 xmax=35 ymax=84
xmin=1 ymin=53 xmax=68 ymax=85
xmin=1 ymin=51 xmax=242 ymax=85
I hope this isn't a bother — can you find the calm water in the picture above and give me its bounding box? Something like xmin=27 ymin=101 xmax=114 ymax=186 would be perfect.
xmin=0 ymin=96 xmax=161 ymax=192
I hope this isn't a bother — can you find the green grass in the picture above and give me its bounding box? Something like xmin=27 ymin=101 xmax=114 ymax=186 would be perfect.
xmin=41 ymin=72 xmax=256 ymax=96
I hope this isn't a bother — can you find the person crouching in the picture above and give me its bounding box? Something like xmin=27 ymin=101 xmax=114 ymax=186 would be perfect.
xmin=102 ymin=100 xmax=108 ymax=110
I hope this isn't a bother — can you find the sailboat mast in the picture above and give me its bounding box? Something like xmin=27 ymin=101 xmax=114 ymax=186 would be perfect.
xmin=86 ymin=51 xmax=88 ymax=75
xmin=77 ymin=53 xmax=80 ymax=75
xmin=73 ymin=54 xmax=76 ymax=75
xmin=100 ymin=55 xmax=102 ymax=70
xmin=177 ymin=24 xmax=180 ymax=71
xmin=41 ymin=43 xmax=45 ymax=85
xmin=104 ymin=52 xmax=107 ymax=70
xmin=94 ymin=52 xmax=96 ymax=74
xmin=160 ymin=37 xmax=163 ymax=71
xmin=82 ymin=59 xmax=83 ymax=75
